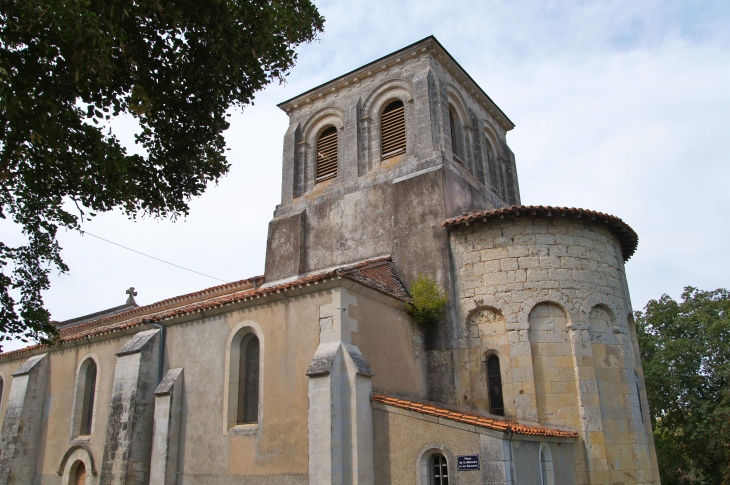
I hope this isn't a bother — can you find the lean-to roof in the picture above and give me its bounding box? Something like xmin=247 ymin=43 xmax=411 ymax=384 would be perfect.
xmin=372 ymin=393 xmax=578 ymax=439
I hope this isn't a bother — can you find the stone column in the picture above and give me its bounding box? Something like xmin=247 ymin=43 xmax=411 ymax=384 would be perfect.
xmin=0 ymin=353 xmax=49 ymax=485
xmin=100 ymin=328 xmax=160 ymax=485
xmin=150 ymin=368 xmax=183 ymax=485
xmin=307 ymin=287 xmax=374 ymax=485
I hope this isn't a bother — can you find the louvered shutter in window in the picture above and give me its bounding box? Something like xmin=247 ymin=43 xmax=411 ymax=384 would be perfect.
xmin=316 ymin=127 xmax=338 ymax=181
xmin=381 ymin=101 xmax=406 ymax=160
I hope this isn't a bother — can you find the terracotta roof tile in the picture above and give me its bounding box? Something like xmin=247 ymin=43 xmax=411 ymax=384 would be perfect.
xmin=442 ymin=205 xmax=639 ymax=262
xmin=57 ymin=275 xmax=264 ymax=337
xmin=371 ymin=393 xmax=578 ymax=439
xmin=1 ymin=257 xmax=409 ymax=360
xmin=341 ymin=260 xmax=410 ymax=301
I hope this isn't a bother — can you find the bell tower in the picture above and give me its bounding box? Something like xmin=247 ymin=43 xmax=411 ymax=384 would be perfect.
xmin=265 ymin=36 xmax=519 ymax=287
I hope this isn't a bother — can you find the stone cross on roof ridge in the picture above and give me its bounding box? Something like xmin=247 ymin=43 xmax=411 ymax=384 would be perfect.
xmin=126 ymin=287 xmax=138 ymax=305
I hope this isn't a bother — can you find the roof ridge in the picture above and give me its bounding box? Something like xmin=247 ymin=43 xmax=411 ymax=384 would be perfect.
xmin=58 ymin=275 xmax=263 ymax=336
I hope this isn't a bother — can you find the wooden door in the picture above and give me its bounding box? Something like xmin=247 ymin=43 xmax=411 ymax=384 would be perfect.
xmin=74 ymin=462 xmax=86 ymax=485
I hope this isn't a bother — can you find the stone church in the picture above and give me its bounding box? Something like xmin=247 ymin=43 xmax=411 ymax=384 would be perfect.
xmin=0 ymin=37 xmax=660 ymax=485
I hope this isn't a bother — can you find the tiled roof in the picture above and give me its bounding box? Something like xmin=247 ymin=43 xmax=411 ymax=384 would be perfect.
xmin=342 ymin=259 xmax=410 ymax=301
xmin=443 ymin=205 xmax=639 ymax=262
xmin=0 ymin=257 xmax=409 ymax=360
xmin=371 ymin=393 xmax=578 ymax=439
xmin=55 ymin=302 xmax=139 ymax=329
xmin=58 ymin=275 xmax=264 ymax=337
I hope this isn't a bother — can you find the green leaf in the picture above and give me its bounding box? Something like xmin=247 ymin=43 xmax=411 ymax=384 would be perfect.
xmin=636 ymin=287 xmax=730 ymax=485
xmin=405 ymin=274 xmax=448 ymax=328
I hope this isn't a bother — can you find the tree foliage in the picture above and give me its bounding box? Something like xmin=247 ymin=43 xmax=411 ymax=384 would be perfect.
xmin=636 ymin=287 xmax=730 ymax=485
xmin=406 ymin=274 xmax=448 ymax=328
xmin=0 ymin=0 xmax=324 ymax=347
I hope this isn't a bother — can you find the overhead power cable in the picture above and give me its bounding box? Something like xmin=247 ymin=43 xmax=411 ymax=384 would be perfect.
xmin=80 ymin=230 xmax=228 ymax=283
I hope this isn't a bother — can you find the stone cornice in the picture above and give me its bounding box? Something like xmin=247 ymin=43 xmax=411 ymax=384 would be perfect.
xmin=277 ymin=36 xmax=515 ymax=132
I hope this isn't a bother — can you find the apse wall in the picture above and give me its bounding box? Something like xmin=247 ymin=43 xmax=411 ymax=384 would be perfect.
xmin=449 ymin=213 xmax=660 ymax=485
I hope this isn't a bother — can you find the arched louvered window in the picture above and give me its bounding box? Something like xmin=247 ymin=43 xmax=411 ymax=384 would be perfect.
xmin=448 ymin=106 xmax=464 ymax=162
xmin=487 ymin=355 xmax=505 ymax=416
xmin=238 ymin=335 xmax=260 ymax=424
xmin=381 ymin=100 xmax=406 ymax=160
xmin=79 ymin=360 xmax=97 ymax=435
xmin=431 ymin=453 xmax=449 ymax=485
xmin=316 ymin=126 xmax=338 ymax=182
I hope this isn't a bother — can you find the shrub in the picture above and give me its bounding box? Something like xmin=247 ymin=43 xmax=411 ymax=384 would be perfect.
xmin=406 ymin=274 xmax=448 ymax=328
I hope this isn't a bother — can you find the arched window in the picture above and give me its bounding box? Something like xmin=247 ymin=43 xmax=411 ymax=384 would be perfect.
xmin=485 ymin=139 xmax=499 ymax=191
xmin=499 ymin=161 xmax=509 ymax=200
xmin=74 ymin=461 xmax=87 ymax=485
xmin=237 ymin=335 xmax=260 ymax=424
xmin=539 ymin=444 xmax=555 ymax=485
xmin=430 ymin=453 xmax=448 ymax=485
xmin=72 ymin=359 xmax=98 ymax=437
xmin=316 ymin=126 xmax=338 ymax=182
xmin=448 ymin=106 xmax=464 ymax=162
xmin=487 ymin=355 xmax=505 ymax=416
xmin=0 ymin=377 xmax=4 ymax=410
xmin=381 ymin=99 xmax=406 ymax=160
xmin=79 ymin=360 xmax=97 ymax=435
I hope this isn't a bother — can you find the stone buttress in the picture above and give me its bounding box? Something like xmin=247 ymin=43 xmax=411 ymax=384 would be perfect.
xmin=100 ymin=329 xmax=160 ymax=485
xmin=0 ymin=353 xmax=49 ymax=485
xmin=307 ymin=288 xmax=375 ymax=485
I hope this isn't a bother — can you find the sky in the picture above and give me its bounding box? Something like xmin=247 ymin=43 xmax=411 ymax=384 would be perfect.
xmin=2 ymin=0 xmax=729 ymax=350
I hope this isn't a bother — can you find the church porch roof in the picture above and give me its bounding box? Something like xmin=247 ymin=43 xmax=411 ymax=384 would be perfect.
xmin=371 ymin=393 xmax=578 ymax=439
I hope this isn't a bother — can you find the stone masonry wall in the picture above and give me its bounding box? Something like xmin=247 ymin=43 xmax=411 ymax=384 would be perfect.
xmin=450 ymin=216 xmax=659 ymax=485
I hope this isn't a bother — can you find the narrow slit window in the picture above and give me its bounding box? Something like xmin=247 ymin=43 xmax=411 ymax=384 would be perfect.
xmin=487 ymin=355 xmax=505 ymax=416
xmin=636 ymin=380 xmax=644 ymax=422
xmin=238 ymin=335 xmax=260 ymax=424
xmin=79 ymin=360 xmax=97 ymax=435
xmin=381 ymin=100 xmax=406 ymax=160
xmin=316 ymin=126 xmax=338 ymax=182
xmin=431 ymin=453 xmax=448 ymax=485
